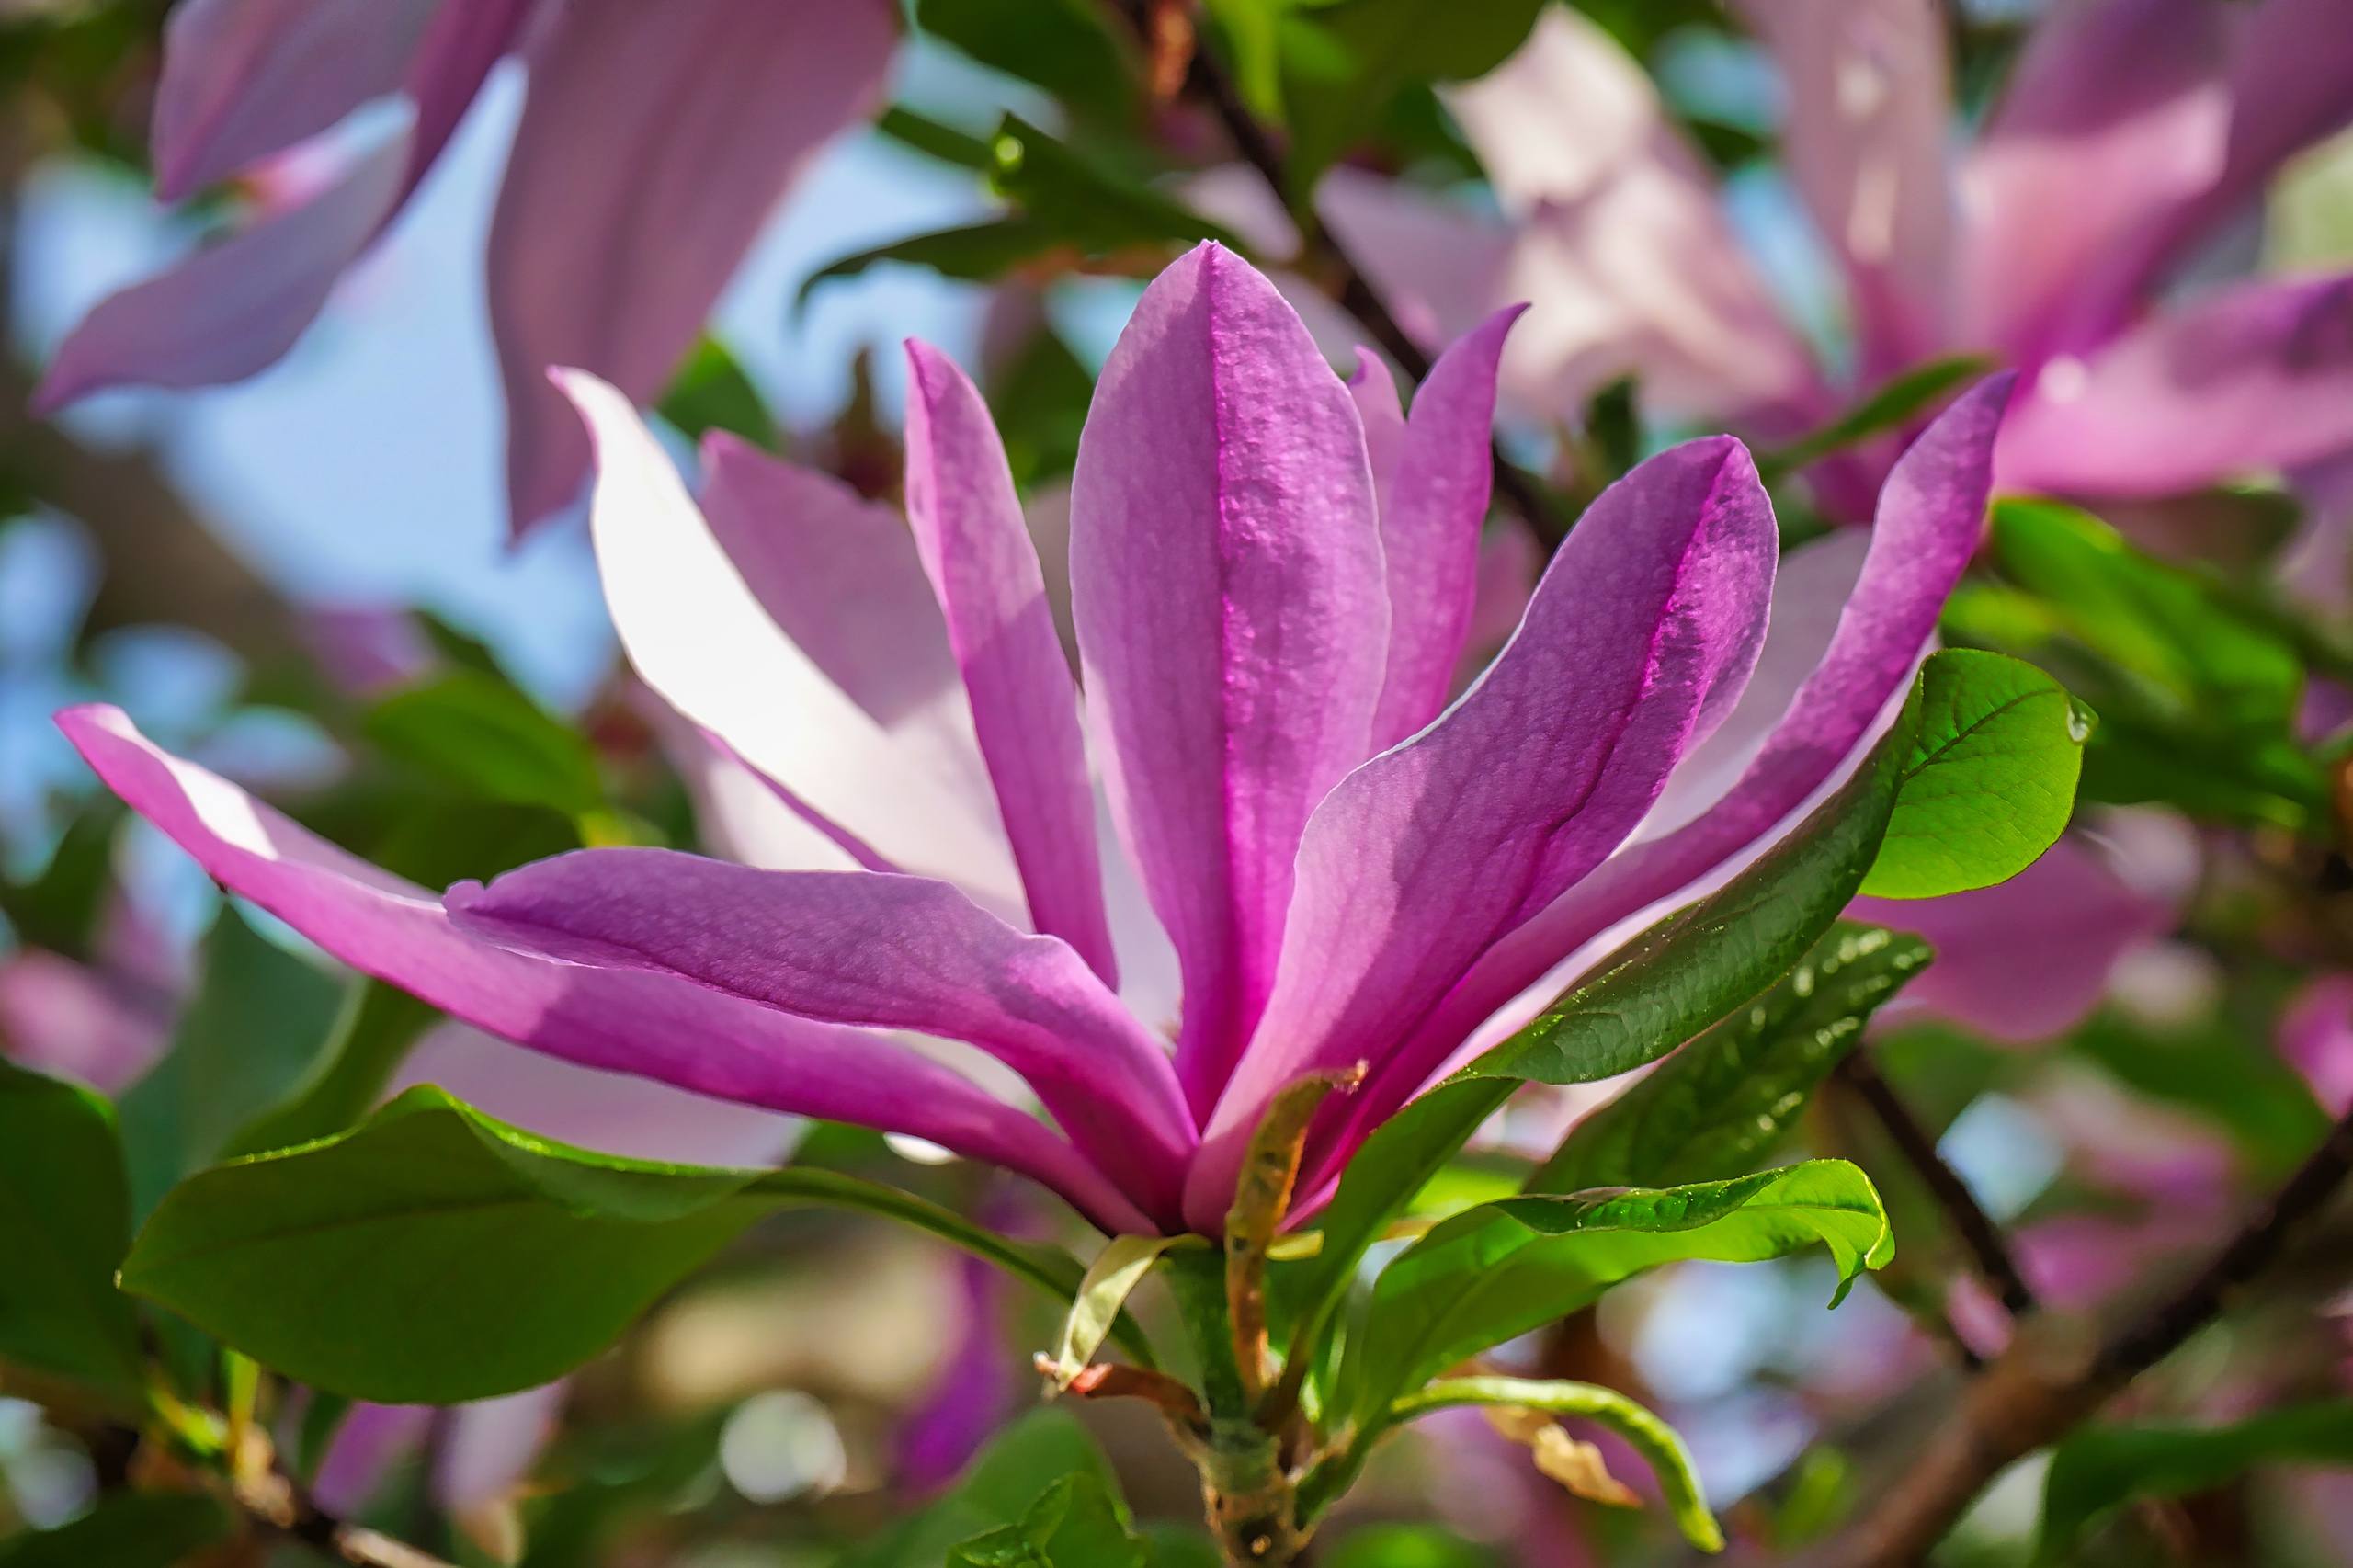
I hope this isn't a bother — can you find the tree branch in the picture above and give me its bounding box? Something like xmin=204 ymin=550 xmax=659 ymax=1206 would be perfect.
xmin=229 ymin=1460 xmax=459 ymax=1568
xmin=1833 ymin=1051 xmax=2038 ymax=1318
xmin=1108 ymin=0 xmax=1568 ymax=548
xmin=1811 ymin=1101 xmax=2353 ymax=1567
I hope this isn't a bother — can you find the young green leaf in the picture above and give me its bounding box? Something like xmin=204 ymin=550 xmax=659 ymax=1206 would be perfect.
xmin=1045 ymin=1233 xmax=1198 ymax=1390
xmin=121 ymin=1087 xmax=1126 ymax=1403
xmin=1858 ymin=649 xmax=2090 ymax=899
xmin=2037 ymin=1403 xmax=2353 ymax=1562
xmin=1341 ymin=1161 xmax=1891 ymax=1421
xmin=1530 ymin=924 xmax=1933 ymax=1194
xmin=949 ymin=1470 xmax=1153 ymax=1568
xmin=1384 ymin=1376 xmax=1721 ymax=1551
xmin=0 ymin=1059 xmax=143 ymax=1399
xmin=843 ymin=1410 xmax=1122 ymax=1568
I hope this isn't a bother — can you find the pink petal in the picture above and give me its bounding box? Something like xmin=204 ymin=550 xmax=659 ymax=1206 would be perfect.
xmin=449 ymin=848 xmax=1193 ymax=1226
xmin=1370 ymin=305 xmax=1525 ymax=748
xmin=432 ymin=1383 xmax=566 ymax=1509
xmin=1996 ymin=272 xmax=2353 ymax=496
xmin=34 ymin=129 xmax=412 ymax=412
xmin=1735 ymin=0 xmax=1955 ymax=377
xmin=1958 ymin=0 xmax=2232 ymax=356
xmin=1070 ymin=243 xmax=1390 ymax=1111
xmin=1439 ymin=7 xmax=1824 ymax=424
xmin=902 ymin=341 xmax=1118 ymax=983
xmin=55 ymin=704 xmax=1149 ymax=1234
xmin=2279 ymin=973 xmax=2353 ymax=1118
xmin=1346 ymin=347 xmax=1406 ymax=522
xmin=1316 ymin=168 xmax=1516 ymax=354
xmin=491 ymin=0 xmax=897 ymax=534
xmin=150 ymin=0 xmax=439 ymax=199
xmin=895 ymin=1249 xmax=1019 ymax=1494
xmin=313 ymin=1403 xmax=433 ymax=1516
xmin=1348 ymin=375 xmax=2012 ymax=1143
xmin=1190 ymin=437 xmax=1778 ymax=1228
xmin=1848 ymin=835 xmax=2176 ymax=1044
xmin=562 ymin=372 xmax=1023 ymax=914
xmin=0 ymin=949 xmax=172 ymax=1096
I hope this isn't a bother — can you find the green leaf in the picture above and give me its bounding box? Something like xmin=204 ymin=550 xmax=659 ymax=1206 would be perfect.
xmin=362 ymin=669 xmax=604 ymax=818
xmin=949 ymin=1471 xmax=1152 ymax=1568
xmin=1276 ymin=672 xmax=1927 ymax=1390
xmin=914 ymin=0 xmax=1136 ymax=124
xmin=1384 ymin=1376 xmax=1722 ymax=1551
xmin=842 ymin=1409 xmax=1118 ymax=1568
xmin=122 ymin=1087 xmax=1124 ymax=1403
xmin=117 ymin=906 xmax=342 ymax=1222
xmin=1279 ymin=0 xmax=1547 ymax=196
xmin=2037 ymin=1403 xmax=2353 ymax=1562
xmin=1756 ymin=357 xmax=1992 ymax=482
xmin=0 ymin=1493 xmax=233 ymax=1568
xmin=878 ymin=105 xmax=996 ymax=170
xmin=0 ymin=799 xmax=119 ymax=956
xmin=1531 ymin=924 xmax=1934 ymax=1194
xmin=1857 ymin=648 xmax=2089 ymax=899
xmin=656 ymin=335 xmax=775 ymax=451
xmin=0 ymin=1059 xmax=143 ymax=1397
xmin=1341 ymin=1161 xmax=1891 ymax=1421
xmin=1046 ymin=1233 xmax=1198 ymax=1388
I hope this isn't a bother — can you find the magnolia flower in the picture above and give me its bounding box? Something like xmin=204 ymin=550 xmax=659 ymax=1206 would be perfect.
xmin=1317 ymin=0 xmax=2353 ymax=524
xmin=58 ymin=244 xmax=2006 ymax=1235
xmin=34 ymin=0 xmax=896 ymax=535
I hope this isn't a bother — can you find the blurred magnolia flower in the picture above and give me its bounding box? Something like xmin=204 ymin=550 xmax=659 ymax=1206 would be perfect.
xmin=34 ymin=0 xmax=897 ymax=536
xmin=1302 ymin=0 xmax=2353 ymax=528
xmin=60 ymin=244 xmax=2008 ymax=1236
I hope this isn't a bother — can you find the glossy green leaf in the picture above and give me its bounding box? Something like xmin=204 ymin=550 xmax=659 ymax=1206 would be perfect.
xmin=0 ymin=1059 xmax=142 ymax=1397
xmin=362 ymin=669 xmax=603 ymax=818
xmin=950 ymin=1471 xmax=1152 ymax=1567
xmin=1531 ymin=924 xmax=1933 ymax=1194
xmin=1277 ymin=674 xmax=1926 ymax=1387
xmin=2037 ymin=1403 xmax=2353 ymax=1562
xmin=1279 ymin=0 xmax=1547 ymax=195
xmin=117 ymin=906 xmax=341 ymax=1222
xmin=1756 ymin=357 xmax=1992 ymax=482
xmin=657 ymin=335 xmax=775 ymax=451
xmin=1858 ymin=649 xmax=2089 ymax=899
xmin=1342 ymin=1161 xmax=1891 ymax=1421
xmin=121 ymin=1087 xmax=1121 ymax=1403
xmin=0 ymin=1493 xmax=233 ymax=1568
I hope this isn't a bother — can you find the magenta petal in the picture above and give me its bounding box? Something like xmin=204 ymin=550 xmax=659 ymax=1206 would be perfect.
xmin=1346 ymin=375 xmax=2013 ymax=1152
xmin=449 ymin=848 xmax=1192 ymax=1224
xmin=1070 ymin=243 xmax=1390 ymax=1109
xmin=1958 ymin=0 xmax=2230 ymax=356
xmin=1370 ymin=305 xmax=1525 ymax=748
xmin=34 ymin=129 xmax=410 ymax=412
xmin=1736 ymin=0 xmax=1953 ymax=376
xmin=1997 ymin=273 xmax=2353 ymax=497
xmin=1849 ymin=835 xmax=2174 ymax=1044
xmin=902 ymin=341 xmax=1119 ymax=984
xmin=2280 ymin=974 xmax=2353 ymax=1118
xmin=55 ymin=705 xmax=1149 ymax=1234
xmin=1189 ymin=437 xmax=1778 ymax=1228
xmin=490 ymin=0 xmax=896 ymax=534
xmin=895 ymin=1249 xmax=1019 ymax=1494
xmin=1347 ymin=347 xmax=1406 ymax=520
xmin=150 ymin=0 xmax=438 ymax=199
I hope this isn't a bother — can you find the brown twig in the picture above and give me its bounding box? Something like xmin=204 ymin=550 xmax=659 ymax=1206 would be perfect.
xmin=1107 ymin=0 xmax=1568 ymax=549
xmin=230 ymin=1460 xmax=458 ymax=1568
xmin=1833 ymin=1051 xmax=2038 ymax=1318
xmin=1811 ymin=1102 xmax=2353 ymax=1567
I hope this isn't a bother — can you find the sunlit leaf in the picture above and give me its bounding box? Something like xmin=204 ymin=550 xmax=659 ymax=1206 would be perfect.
xmin=362 ymin=669 xmax=604 ymax=819
xmin=1858 ymin=649 xmax=2089 ymax=899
